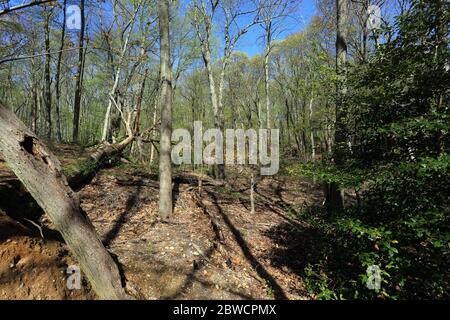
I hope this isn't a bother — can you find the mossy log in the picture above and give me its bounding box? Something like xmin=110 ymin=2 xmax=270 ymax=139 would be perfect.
xmin=64 ymin=135 xmax=134 ymax=190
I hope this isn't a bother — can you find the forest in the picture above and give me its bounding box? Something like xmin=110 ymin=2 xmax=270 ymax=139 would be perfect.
xmin=0 ymin=0 xmax=448 ymax=300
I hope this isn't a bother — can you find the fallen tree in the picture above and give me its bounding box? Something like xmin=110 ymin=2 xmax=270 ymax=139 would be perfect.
xmin=1 ymin=136 xmax=134 ymax=191
xmin=66 ymin=134 xmax=134 ymax=190
xmin=0 ymin=105 xmax=130 ymax=299
xmin=0 ymin=136 xmax=135 ymax=223
xmin=65 ymin=119 xmax=161 ymax=189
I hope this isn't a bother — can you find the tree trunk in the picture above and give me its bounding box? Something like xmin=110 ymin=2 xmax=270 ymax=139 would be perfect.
xmin=72 ymin=0 xmax=85 ymax=143
xmin=149 ymin=93 xmax=159 ymax=164
xmin=131 ymin=69 xmax=148 ymax=161
xmin=325 ymin=0 xmax=348 ymax=210
xmin=158 ymin=0 xmax=173 ymax=220
xmin=215 ymin=61 xmax=227 ymax=180
xmin=203 ymin=47 xmax=225 ymax=180
xmin=101 ymin=3 xmax=140 ymax=143
xmin=264 ymin=26 xmax=272 ymax=129
xmin=67 ymin=134 xmax=134 ymax=190
xmin=335 ymin=0 xmax=348 ymax=159
xmin=54 ymin=0 xmax=67 ymax=142
xmin=31 ymin=80 xmax=38 ymax=133
xmin=43 ymin=8 xmax=52 ymax=140
xmin=0 ymin=105 xmax=129 ymax=299
xmin=309 ymin=96 xmax=315 ymax=160
xmin=360 ymin=0 xmax=369 ymax=62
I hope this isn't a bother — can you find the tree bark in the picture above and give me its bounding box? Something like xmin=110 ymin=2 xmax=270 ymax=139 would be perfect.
xmin=72 ymin=0 xmax=85 ymax=143
xmin=203 ymin=47 xmax=225 ymax=180
xmin=31 ymin=74 xmax=38 ymax=133
xmin=0 ymin=105 xmax=129 ymax=299
xmin=54 ymin=0 xmax=67 ymax=142
xmin=67 ymin=134 xmax=134 ymax=190
xmin=131 ymin=69 xmax=148 ymax=161
xmin=264 ymin=23 xmax=272 ymax=129
xmin=215 ymin=58 xmax=226 ymax=180
xmin=325 ymin=0 xmax=348 ymax=210
xmin=309 ymin=96 xmax=315 ymax=160
xmin=149 ymin=92 xmax=159 ymax=164
xmin=158 ymin=0 xmax=173 ymax=219
xmin=43 ymin=8 xmax=53 ymax=140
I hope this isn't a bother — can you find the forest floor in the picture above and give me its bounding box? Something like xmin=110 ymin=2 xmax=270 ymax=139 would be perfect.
xmin=0 ymin=145 xmax=323 ymax=300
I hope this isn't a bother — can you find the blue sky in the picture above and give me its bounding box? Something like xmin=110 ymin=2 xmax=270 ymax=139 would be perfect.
xmin=2 ymin=0 xmax=317 ymax=57
xmin=175 ymin=0 xmax=318 ymax=57
xmin=234 ymin=0 xmax=317 ymax=57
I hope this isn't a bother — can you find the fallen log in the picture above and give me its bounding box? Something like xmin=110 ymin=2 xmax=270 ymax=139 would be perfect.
xmin=65 ymin=135 xmax=134 ymax=190
xmin=0 ymin=134 xmax=135 ymax=223
xmin=0 ymin=105 xmax=130 ymax=299
xmin=1 ymin=136 xmax=134 ymax=191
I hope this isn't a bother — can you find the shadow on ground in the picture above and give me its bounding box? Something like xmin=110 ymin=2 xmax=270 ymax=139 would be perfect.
xmin=207 ymin=190 xmax=288 ymax=300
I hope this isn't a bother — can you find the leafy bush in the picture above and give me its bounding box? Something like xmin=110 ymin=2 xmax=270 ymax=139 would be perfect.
xmin=289 ymin=1 xmax=449 ymax=299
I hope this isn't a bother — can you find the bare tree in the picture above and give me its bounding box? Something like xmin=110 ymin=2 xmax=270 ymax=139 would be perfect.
xmin=257 ymin=0 xmax=295 ymax=129
xmin=72 ymin=0 xmax=85 ymax=142
xmin=158 ymin=0 xmax=173 ymax=219
xmin=43 ymin=6 xmax=53 ymax=140
xmin=54 ymin=0 xmax=67 ymax=142
xmin=190 ymin=0 xmax=261 ymax=179
xmin=324 ymin=0 xmax=348 ymax=210
xmin=101 ymin=0 xmax=143 ymax=142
